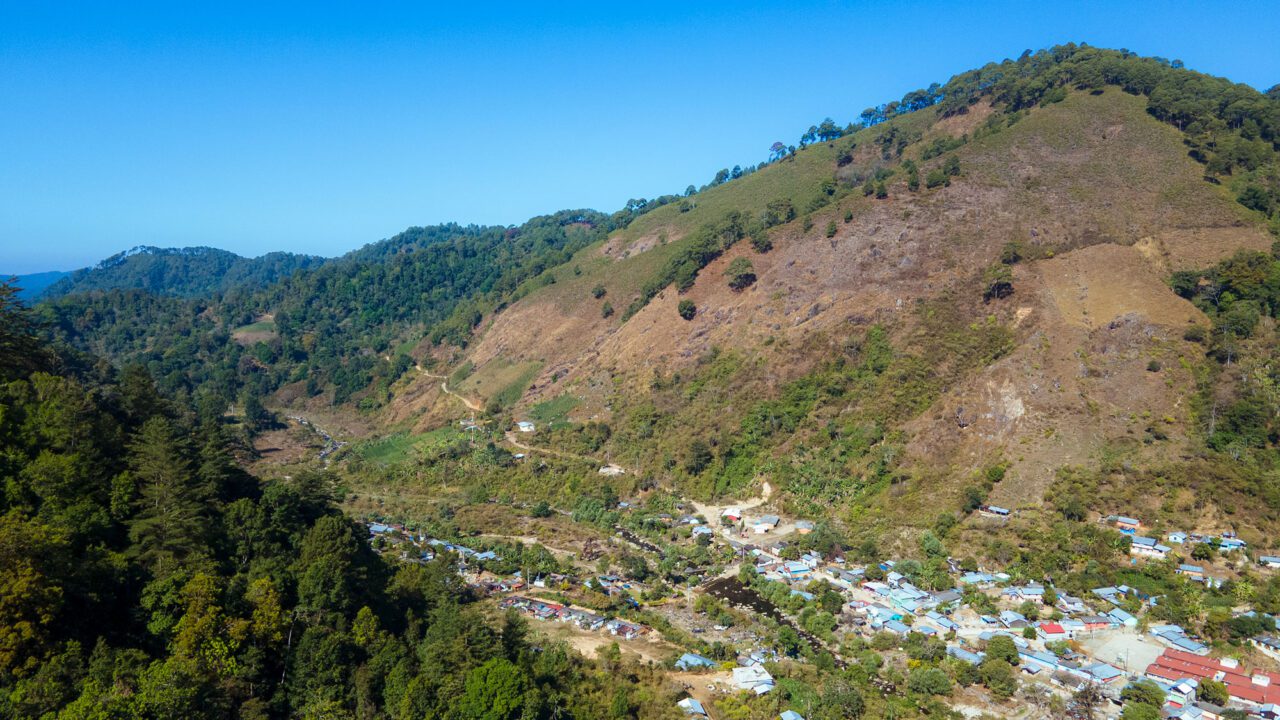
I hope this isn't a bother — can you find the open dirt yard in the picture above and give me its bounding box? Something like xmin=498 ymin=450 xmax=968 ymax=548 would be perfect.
xmin=1078 ymin=629 xmax=1165 ymax=675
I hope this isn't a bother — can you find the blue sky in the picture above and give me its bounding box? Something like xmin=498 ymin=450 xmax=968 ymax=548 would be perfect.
xmin=2 ymin=1 xmax=1278 ymax=273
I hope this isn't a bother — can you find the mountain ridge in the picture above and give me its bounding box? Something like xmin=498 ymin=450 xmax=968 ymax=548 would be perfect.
xmin=42 ymin=244 xmax=327 ymax=300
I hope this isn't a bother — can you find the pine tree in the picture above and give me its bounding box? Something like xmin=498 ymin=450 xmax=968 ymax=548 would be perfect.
xmin=127 ymin=417 xmax=211 ymax=574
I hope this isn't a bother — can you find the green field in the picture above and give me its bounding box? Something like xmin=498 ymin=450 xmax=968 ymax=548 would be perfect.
xmin=357 ymin=425 xmax=462 ymax=465
xmin=528 ymin=393 xmax=580 ymax=427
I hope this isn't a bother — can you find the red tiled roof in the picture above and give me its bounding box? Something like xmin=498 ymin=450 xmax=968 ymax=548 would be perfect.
xmin=1146 ymin=650 xmax=1280 ymax=706
xmin=1039 ymin=623 xmax=1065 ymax=634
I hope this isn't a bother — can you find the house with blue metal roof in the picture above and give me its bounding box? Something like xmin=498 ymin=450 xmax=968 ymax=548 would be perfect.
xmin=883 ymin=620 xmax=911 ymax=635
xmin=999 ymin=610 xmax=1029 ymax=628
xmin=1107 ymin=607 xmax=1137 ymax=627
xmin=677 ymin=697 xmax=706 ymax=716
xmin=1130 ymin=536 xmax=1172 ymax=559
xmin=675 ymin=653 xmax=717 ymax=670
xmin=947 ymin=645 xmax=984 ymax=665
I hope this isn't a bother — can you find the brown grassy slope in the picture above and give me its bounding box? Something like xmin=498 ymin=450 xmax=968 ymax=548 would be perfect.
xmin=387 ymin=89 xmax=1272 ymax=512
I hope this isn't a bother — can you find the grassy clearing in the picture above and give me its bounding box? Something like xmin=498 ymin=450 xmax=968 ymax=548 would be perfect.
xmin=356 ymin=425 xmax=461 ymax=465
xmin=528 ymin=393 xmax=580 ymax=427
xmin=235 ymin=319 xmax=277 ymax=334
xmin=453 ymin=358 xmax=543 ymax=407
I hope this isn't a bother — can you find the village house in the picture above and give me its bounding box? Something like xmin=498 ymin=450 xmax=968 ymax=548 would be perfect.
xmin=1252 ymin=635 xmax=1280 ymax=662
xmin=1146 ymin=648 xmax=1280 ymax=710
xmin=1130 ymin=535 xmax=1173 ymax=559
xmin=675 ymin=653 xmax=717 ymax=670
xmin=1260 ymin=556 xmax=1280 ymax=569
xmin=677 ymin=698 xmax=707 ymax=716
xmin=516 ymin=421 xmax=536 ymax=433
xmin=998 ymin=610 xmax=1028 ymax=629
xmin=1036 ymin=622 xmax=1069 ymax=641
xmin=1056 ymin=593 xmax=1088 ymax=614
xmin=732 ymin=665 xmax=775 ymax=694
xmin=947 ymin=645 xmax=985 ymax=665
xmin=1003 ymin=583 xmax=1045 ymax=601
xmin=1177 ymin=564 xmax=1206 ymax=580
xmin=1107 ymin=608 xmax=1138 ymax=627
xmin=1150 ymin=625 xmax=1210 ymax=655
xmin=752 ymin=515 xmax=781 ymax=534
xmin=1114 ymin=516 xmax=1141 ymax=534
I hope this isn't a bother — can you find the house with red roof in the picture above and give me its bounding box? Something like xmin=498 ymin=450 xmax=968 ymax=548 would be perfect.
xmin=1146 ymin=649 xmax=1280 ymax=710
xmin=1036 ymin=622 xmax=1069 ymax=641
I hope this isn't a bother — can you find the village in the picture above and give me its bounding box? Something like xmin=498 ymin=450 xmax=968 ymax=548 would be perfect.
xmin=364 ymin=502 xmax=1280 ymax=720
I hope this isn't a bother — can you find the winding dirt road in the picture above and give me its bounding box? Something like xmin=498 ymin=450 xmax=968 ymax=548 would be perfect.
xmin=419 ymin=366 xmax=483 ymax=412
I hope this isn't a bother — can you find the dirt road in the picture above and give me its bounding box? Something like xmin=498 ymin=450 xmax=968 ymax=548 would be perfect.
xmin=419 ymin=367 xmax=483 ymax=412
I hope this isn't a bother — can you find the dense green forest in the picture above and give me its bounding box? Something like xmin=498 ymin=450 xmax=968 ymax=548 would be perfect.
xmin=0 ymin=282 xmax=678 ymax=719
xmin=36 ymin=210 xmax=612 ymax=409
xmin=43 ymin=248 xmax=325 ymax=301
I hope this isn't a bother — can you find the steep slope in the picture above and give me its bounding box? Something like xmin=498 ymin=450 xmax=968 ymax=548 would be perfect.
xmin=399 ymin=84 xmax=1275 ymax=546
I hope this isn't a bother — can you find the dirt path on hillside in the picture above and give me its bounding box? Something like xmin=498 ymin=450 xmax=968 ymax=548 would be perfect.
xmin=419 ymin=366 xmax=483 ymax=412
xmin=503 ymin=431 xmax=631 ymax=474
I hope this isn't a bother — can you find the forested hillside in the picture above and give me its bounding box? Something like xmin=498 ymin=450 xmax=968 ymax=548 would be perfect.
xmin=0 ymin=283 xmax=677 ymax=719
xmin=35 ymin=211 xmax=612 ymax=411
xmin=43 ymin=247 xmax=326 ymax=301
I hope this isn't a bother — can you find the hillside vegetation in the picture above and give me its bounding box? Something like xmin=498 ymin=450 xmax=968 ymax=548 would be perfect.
xmin=9 ymin=42 xmax=1280 ymax=720
xmin=29 ymin=44 xmax=1280 ymax=555
xmin=44 ymin=246 xmax=325 ymax=300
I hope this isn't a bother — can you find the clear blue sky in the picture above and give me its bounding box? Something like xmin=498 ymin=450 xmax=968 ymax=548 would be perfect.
xmin=3 ymin=1 xmax=1278 ymax=273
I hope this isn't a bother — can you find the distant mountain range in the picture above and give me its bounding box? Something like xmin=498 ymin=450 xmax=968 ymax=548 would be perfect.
xmin=10 ymin=245 xmax=325 ymax=302
xmin=10 ymin=270 xmax=70 ymax=302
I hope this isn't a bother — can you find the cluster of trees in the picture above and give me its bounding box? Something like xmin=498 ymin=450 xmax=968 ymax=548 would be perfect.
xmin=0 ymin=285 xmax=675 ymax=718
xmin=623 ymin=211 xmax=751 ymax=320
xmin=930 ymin=44 xmax=1280 ymax=219
xmin=1171 ymin=248 xmax=1280 ymax=451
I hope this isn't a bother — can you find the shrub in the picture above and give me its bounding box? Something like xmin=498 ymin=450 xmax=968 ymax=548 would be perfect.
xmin=592 ymin=285 xmax=606 ymax=299
xmin=983 ymin=264 xmax=1014 ymax=301
xmin=725 ymin=258 xmax=756 ymax=291
xmin=678 ymin=300 xmax=697 ymax=320
xmin=826 ymin=220 xmax=838 ymax=238
xmin=601 ymin=302 xmax=614 ymax=319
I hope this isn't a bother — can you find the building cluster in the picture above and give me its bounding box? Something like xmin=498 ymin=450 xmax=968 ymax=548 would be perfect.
xmin=499 ymin=595 xmax=650 ymax=639
xmin=1144 ymin=648 xmax=1280 ymax=718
